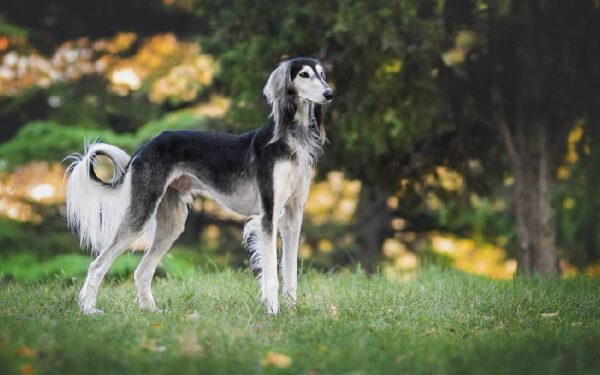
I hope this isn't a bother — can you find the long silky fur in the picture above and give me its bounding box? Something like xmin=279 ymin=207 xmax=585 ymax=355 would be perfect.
xmin=313 ymin=103 xmax=326 ymax=144
xmin=288 ymin=103 xmax=326 ymax=166
xmin=65 ymin=142 xmax=132 ymax=255
xmin=263 ymin=61 xmax=297 ymax=144
xmin=242 ymin=215 xmax=263 ymax=274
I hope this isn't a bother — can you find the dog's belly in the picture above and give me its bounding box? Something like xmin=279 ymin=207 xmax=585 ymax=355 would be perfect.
xmin=208 ymin=184 xmax=261 ymax=216
xmin=182 ymin=175 xmax=261 ymax=217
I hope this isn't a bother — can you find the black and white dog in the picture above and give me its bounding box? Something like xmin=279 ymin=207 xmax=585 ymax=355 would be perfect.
xmin=66 ymin=57 xmax=333 ymax=315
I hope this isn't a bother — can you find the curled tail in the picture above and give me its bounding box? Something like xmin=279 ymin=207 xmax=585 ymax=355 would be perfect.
xmin=65 ymin=142 xmax=132 ymax=255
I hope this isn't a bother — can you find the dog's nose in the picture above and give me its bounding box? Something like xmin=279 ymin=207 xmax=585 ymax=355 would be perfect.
xmin=323 ymin=89 xmax=334 ymax=101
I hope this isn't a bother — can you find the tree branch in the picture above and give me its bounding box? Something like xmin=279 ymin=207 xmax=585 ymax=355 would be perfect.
xmin=491 ymin=86 xmax=519 ymax=167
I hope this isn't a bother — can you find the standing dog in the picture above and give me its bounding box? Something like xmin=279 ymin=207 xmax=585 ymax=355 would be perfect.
xmin=66 ymin=57 xmax=333 ymax=315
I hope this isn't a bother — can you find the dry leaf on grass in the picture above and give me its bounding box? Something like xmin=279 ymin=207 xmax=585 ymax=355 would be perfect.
xmin=143 ymin=339 xmax=167 ymax=352
xmin=19 ymin=364 xmax=35 ymax=375
xmin=541 ymin=312 xmax=559 ymax=318
xmin=186 ymin=311 xmax=201 ymax=321
xmin=178 ymin=335 xmax=204 ymax=357
xmin=328 ymin=305 xmax=338 ymax=317
xmin=260 ymin=351 xmax=292 ymax=369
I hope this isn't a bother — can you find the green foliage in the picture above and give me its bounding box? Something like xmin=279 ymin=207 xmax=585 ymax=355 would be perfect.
xmin=0 ymin=121 xmax=121 ymax=168
xmin=0 ymin=111 xmax=213 ymax=169
xmin=0 ymin=269 xmax=599 ymax=374
xmin=0 ymin=250 xmax=198 ymax=282
xmin=0 ymin=14 xmax=27 ymax=37
xmin=0 ymin=219 xmax=31 ymax=249
xmin=44 ymin=80 xmax=166 ymax=132
xmin=555 ymin=130 xmax=600 ymax=266
xmin=0 ymin=254 xmax=91 ymax=282
xmin=196 ymin=0 xmax=447 ymax=187
xmin=2 ymin=0 xmax=600 ymax=271
xmin=0 ymin=217 xmax=80 ymax=256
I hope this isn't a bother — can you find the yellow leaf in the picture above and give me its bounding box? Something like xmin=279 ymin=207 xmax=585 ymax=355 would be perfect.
xmin=318 ymin=239 xmax=333 ymax=253
xmin=17 ymin=346 xmax=36 ymax=358
xmin=563 ymin=198 xmax=575 ymax=210
xmin=456 ymin=31 xmax=476 ymax=49
xmin=442 ymin=48 xmax=465 ymax=66
xmin=260 ymin=351 xmax=292 ymax=369
xmin=19 ymin=364 xmax=35 ymax=375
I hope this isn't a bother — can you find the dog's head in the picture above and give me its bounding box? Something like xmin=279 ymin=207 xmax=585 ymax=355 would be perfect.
xmin=263 ymin=57 xmax=332 ymax=143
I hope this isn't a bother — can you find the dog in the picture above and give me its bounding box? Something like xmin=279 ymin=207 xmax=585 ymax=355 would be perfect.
xmin=65 ymin=57 xmax=333 ymax=315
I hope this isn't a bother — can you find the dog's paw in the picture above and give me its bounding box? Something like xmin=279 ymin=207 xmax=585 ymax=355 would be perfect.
xmin=81 ymin=306 xmax=104 ymax=315
xmin=283 ymin=295 xmax=297 ymax=310
xmin=140 ymin=305 xmax=165 ymax=314
xmin=267 ymin=302 xmax=279 ymax=316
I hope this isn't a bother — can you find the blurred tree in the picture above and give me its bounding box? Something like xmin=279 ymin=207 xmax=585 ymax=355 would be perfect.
xmin=2 ymin=0 xmax=600 ymax=275
xmin=438 ymin=0 xmax=600 ymax=274
xmin=0 ymin=0 xmax=212 ymax=141
xmin=1 ymin=0 xmax=199 ymax=52
xmin=556 ymin=123 xmax=600 ymax=268
xmin=192 ymin=0 xmax=600 ymax=274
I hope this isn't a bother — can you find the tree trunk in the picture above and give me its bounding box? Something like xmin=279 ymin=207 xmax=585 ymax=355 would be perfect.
xmin=354 ymin=184 xmax=392 ymax=273
xmin=495 ymin=100 xmax=558 ymax=275
xmin=512 ymin=123 xmax=557 ymax=275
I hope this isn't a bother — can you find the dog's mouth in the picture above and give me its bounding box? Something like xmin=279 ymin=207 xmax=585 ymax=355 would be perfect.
xmin=306 ymin=98 xmax=332 ymax=105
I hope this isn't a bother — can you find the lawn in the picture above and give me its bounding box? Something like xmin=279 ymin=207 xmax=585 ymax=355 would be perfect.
xmin=0 ymin=267 xmax=599 ymax=375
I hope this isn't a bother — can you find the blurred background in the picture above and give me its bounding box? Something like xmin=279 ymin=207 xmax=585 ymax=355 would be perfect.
xmin=0 ymin=0 xmax=599 ymax=282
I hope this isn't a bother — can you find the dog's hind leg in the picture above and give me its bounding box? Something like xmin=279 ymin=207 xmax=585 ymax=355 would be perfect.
xmin=79 ymin=175 xmax=166 ymax=315
xmin=79 ymin=228 xmax=140 ymax=315
xmin=134 ymin=188 xmax=188 ymax=311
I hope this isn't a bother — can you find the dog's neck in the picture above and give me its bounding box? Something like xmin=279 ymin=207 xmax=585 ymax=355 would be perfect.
xmin=289 ymin=99 xmax=321 ymax=165
xmin=294 ymin=99 xmax=314 ymax=128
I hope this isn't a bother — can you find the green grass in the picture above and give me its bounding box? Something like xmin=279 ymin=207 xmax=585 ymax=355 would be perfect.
xmin=0 ymin=268 xmax=599 ymax=375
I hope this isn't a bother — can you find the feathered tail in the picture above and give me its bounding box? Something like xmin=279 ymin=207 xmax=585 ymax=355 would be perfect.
xmin=65 ymin=142 xmax=132 ymax=255
xmin=243 ymin=215 xmax=263 ymax=273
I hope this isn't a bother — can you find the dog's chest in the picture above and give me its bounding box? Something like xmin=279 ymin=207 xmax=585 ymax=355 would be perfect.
xmin=273 ymin=158 xmax=312 ymax=205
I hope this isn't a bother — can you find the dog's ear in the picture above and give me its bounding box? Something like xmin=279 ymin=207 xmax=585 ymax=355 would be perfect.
xmin=313 ymin=104 xmax=326 ymax=145
xmin=263 ymin=61 xmax=296 ymax=144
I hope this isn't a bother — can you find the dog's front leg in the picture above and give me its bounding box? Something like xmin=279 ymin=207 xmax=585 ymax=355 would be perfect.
xmin=281 ymin=170 xmax=311 ymax=307
xmin=260 ymin=214 xmax=279 ymax=315
xmin=258 ymin=161 xmax=294 ymax=315
xmin=280 ymin=204 xmax=303 ymax=307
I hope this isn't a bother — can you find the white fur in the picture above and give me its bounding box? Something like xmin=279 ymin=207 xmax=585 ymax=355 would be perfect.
xmin=243 ymin=215 xmax=264 ymax=272
xmin=260 ymin=161 xmax=292 ymax=314
xmin=290 ymin=100 xmax=322 ymax=164
xmin=315 ymin=64 xmax=324 ymax=77
xmin=293 ymin=65 xmax=331 ymax=104
xmin=66 ymin=143 xmax=132 ymax=255
xmin=259 ymin=155 xmax=313 ymax=313
xmin=278 ymin=158 xmax=311 ymax=307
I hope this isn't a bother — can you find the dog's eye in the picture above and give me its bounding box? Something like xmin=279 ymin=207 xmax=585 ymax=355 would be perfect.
xmin=299 ymin=72 xmax=309 ymax=78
